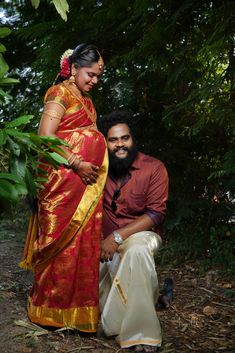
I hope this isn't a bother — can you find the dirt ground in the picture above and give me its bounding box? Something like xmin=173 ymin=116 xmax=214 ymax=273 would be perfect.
xmin=0 ymin=236 xmax=234 ymax=353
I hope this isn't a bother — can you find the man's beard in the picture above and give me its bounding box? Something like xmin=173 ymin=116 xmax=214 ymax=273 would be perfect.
xmin=109 ymin=144 xmax=138 ymax=177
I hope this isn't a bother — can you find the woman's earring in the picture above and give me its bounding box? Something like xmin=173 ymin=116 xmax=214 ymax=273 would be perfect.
xmin=69 ymin=75 xmax=75 ymax=84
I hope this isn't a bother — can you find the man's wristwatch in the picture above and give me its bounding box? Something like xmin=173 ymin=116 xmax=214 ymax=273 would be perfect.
xmin=112 ymin=230 xmax=123 ymax=245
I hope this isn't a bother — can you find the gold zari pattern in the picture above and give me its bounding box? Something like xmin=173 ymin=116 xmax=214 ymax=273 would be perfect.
xmin=43 ymin=109 xmax=63 ymax=120
xmin=28 ymin=297 xmax=99 ymax=332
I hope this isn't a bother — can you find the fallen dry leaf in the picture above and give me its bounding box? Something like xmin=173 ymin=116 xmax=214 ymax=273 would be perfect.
xmin=202 ymin=306 xmax=217 ymax=316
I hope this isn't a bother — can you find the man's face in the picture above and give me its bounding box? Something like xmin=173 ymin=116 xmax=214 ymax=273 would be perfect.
xmin=106 ymin=123 xmax=134 ymax=159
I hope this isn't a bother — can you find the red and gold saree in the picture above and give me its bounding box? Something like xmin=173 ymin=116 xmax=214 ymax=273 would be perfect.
xmin=20 ymin=81 xmax=108 ymax=332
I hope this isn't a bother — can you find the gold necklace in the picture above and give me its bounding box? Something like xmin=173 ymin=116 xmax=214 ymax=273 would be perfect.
xmin=63 ymin=80 xmax=97 ymax=123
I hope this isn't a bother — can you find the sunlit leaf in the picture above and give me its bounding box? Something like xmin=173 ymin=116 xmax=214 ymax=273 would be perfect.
xmin=5 ymin=115 xmax=34 ymax=128
xmin=50 ymin=145 xmax=68 ymax=156
xmin=5 ymin=129 xmax=31 ymax=140
xmin=0 ymin=77 xmax=20 ymax=85
xmin=0 ymin=53 xmax=9 ymax=77
xmin=52 ymin=0 xmax=69 ymax=21
xmin=48 ymin=152 xmax=68 ymax=164
xmin=0 ymin=43 xmax=6 ymax=53
xmin=30 ymin=0 xmax=40 ymax=9
xmin=0 ymin=88 xmax=12 ymax=99
xmin=40 ymin=135 xmax=68 ymax=146
xmin=0 ymin=130 xmax=7 ymax=145
xmin=0 ymin=27 xmax=11 ymax=38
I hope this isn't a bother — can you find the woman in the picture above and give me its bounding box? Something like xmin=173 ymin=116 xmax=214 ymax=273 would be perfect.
xmin=20 ymin=44 xmax=108 ymax=332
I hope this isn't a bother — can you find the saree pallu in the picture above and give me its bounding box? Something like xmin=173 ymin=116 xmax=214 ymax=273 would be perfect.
xmin=20 ymin=83 xmax=108 ymax=331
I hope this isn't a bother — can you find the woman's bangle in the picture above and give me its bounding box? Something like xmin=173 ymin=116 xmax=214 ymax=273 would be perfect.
xmin=67 ymin=153 xmax=83 ymax=172
xmin=67 ymin=153 xmax=77 ymax=166
xmin=72 ymin=159 xmax=81 ymax=172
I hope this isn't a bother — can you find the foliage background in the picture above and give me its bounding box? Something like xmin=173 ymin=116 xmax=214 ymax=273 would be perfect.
xmin=1 ymin=0 xmax=234 ymax=272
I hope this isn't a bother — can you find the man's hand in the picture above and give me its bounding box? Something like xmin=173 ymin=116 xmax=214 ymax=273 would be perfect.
xmin=100 ymin=234 xmax=119 ymax=262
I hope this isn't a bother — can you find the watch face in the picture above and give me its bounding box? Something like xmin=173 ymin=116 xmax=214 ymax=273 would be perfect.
xmin=113 ymin=232 xmax=123 ymax=244
xmin=115 ymin=236 xmax=122 ymax=244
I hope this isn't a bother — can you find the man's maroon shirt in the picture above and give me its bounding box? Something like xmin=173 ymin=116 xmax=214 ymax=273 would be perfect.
xmin=102 ymin=152 xmax=169 ymax=238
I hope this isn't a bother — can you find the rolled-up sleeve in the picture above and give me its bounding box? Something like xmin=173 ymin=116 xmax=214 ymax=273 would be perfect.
xmin=145 ymin=161 xmax=168 ymax=222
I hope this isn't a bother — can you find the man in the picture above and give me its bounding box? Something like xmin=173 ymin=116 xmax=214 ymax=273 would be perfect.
xmin=98 ymin=111 xmax=169 ymax=353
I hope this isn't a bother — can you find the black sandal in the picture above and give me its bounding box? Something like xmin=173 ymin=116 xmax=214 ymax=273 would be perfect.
xmin=157 ymin=277 xmax=174 ymax=308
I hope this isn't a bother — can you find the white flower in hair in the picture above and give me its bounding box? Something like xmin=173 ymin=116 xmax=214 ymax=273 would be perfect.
xmin=60 ymin=49 xmax=74 ymax=68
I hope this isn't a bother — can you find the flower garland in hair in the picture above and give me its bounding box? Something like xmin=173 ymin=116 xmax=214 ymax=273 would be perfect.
xmin=60 ymin=49 xmax=73 ymax=78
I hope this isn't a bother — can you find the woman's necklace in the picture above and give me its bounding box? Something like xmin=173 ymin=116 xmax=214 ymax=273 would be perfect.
xmin=63 ymin=80 xmax=97 ymax=123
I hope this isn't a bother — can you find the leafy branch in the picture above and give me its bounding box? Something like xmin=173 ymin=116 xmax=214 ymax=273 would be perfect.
xmin=0 ymin=27 xmax=68 ymax=212
xmin=31 ymin=0 xmax=69 ymax=21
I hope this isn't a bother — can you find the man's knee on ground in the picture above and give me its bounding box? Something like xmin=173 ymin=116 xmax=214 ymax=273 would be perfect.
xmin=119 ymin=232 xmax=161 ymax=257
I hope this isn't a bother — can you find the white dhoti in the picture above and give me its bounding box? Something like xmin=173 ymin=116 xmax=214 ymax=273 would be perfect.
xmin=99 ymin=231 xmax=162 ymax=349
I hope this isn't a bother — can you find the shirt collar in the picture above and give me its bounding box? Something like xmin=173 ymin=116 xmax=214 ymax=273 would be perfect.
xmin=130 ymin=152 xmax=141 ymax=170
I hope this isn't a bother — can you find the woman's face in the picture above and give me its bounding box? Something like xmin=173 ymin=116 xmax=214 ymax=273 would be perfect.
xmin=72 ymin=62 xmax=102 ymax=92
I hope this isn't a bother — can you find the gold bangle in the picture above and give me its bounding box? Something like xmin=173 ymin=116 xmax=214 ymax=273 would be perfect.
xmin=67 ymin=153 xmax=77 ymax=166
xmin=71 ymin=159 xmax=81 ymax=172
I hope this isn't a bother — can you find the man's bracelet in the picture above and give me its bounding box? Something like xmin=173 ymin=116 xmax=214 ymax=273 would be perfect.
xmin=112 ymin=230 xmax=123 ymax=245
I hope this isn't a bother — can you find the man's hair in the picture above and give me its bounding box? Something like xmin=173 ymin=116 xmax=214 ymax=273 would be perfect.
xmin=97 ymin=111 xmax=134 ymax=138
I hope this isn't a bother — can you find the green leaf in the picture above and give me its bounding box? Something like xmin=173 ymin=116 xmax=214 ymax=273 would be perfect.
xmin=31 ymin=0 xmax=40 ymax=9
xmin=25 ymin=168 xmax=37 ymax=197
xmin=36 ymin=177 xmax=48 ymax=183
xmin=5 ymin=129 xmax=30 ymax=143
xmin=0 ymin=88 xmax=12 ymax=100
xmin=49 ymin=152 xmax=68 ymax=164
xmin=0 ymin=53 xmax=9 ymax=77
xmin=7 ymin=137 xmax=21 ymax=156
xmin=0 ymin=77 xmax=20 ymax=85
xmin=14 ymin=182 xmax=28 ymax=196
xmin=5 ymin=115 xmax=34 ymax=128
xmin=52 ymin=0 xmax=69 ymax=21
xmin=0 ymin=130 xmax=7 ymax=145
xmin=5 ymin=129 xmax=31 ymax=139
xmin=0 ymin=27 xmax=11 ymax=38
xmin=0 ymin=43 xmax=6 ymax=53
xmin=40 ymin=135 xmax=68 ymax=145
xmin=0 ymin=180 xmax=19 ymax=201
xmin=10 ymin=156 xmax=27 ymax=179
xmin=51 ymin=145 xmax=68 ymax=155
xmin=29 ymin=134 xmax=44 ymax=146
xmin=0 ymin=173 xmax=23 ymax=183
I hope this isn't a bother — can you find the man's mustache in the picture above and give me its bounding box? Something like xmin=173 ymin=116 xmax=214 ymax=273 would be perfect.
xmin=113 ymin=146 xmax=129 ymax=153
